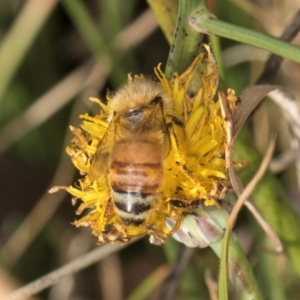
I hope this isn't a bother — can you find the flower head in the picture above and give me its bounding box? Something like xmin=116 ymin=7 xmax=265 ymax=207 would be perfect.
xmin=50 ymin=45 xmax=238 ymax=245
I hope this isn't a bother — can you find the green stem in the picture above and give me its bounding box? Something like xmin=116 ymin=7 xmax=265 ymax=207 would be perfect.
xmin=189 ymin=7 xmax=300 ymax=64
xmin=211 ymin=235 xmax=263 ymax=300
xmin=165 ymin=0 xmax=204 ymax=78
xmin=175 ymin=205 xmax=262 ymax=299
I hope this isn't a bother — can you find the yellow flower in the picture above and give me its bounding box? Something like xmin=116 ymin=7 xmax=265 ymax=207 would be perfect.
xmin=51 ymin=45 xmax=238 ymax=245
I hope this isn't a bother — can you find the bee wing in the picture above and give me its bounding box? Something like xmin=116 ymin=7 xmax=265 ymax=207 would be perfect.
xmin=132 ymin=101 xmax=171 ymax=156
xmin=151 ymin=101 xmax=171 ymax=157
xmin=88 ymin=120 xmax=115 ymax=182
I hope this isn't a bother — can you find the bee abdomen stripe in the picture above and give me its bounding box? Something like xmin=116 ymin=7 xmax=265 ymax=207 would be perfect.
xmin=113 ymin=190 xmax=154 ymax=198
xmin=112 ymin=181 xmax=160 ymax=191
xmin=123 ymin=218 xmax=145 ymax=226
xmin=115 ymin=209 xmax=148 ymax=222
xmin=111 ymin=161 xmax=161 ymax=169
xmin=113 ymin=191 xmax=154 ymax=214
xmin=114 ymin=199 xmax=151 ymax=214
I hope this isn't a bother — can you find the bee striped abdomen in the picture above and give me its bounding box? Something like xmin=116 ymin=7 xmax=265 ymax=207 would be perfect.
xmin=110 ymin=140 xmax=163 ymax=226
xmin=113 ymin=192 xmax=156 ymax=225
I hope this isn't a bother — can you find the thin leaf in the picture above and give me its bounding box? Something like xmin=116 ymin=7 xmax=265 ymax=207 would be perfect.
xmin=235 ymin=126 xmax=300 ymax=279
xmin=147 ymin=0 xmax=178 ymax=44
xmin=0 ymin=0 xmax=59 ymax=102
xmin=126 ymin=265 xmax=171 ymax=300
xmin=219 ymin=137 xmax=275 ymax=300
xmin=231 ymin=86 xmax=300 ymax=277
xmin=6 ymin=243 xmax=131 ymax=300
xmin=189 ymin=7 xmax=300 ymax=64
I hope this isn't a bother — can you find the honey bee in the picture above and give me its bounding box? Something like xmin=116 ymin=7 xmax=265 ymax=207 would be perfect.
xmin=88 ymin=76 xmax=186 ymax=245
xmin=52 ymin=48 xmax=230 ymax=246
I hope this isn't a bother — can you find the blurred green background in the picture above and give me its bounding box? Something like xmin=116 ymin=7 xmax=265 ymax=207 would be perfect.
xmin=1 ymin=0 xmax=300 ymax=299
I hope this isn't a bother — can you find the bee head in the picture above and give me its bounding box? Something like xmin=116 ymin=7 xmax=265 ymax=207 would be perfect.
xmin=107 ymin=78 xmax=174 ymax=115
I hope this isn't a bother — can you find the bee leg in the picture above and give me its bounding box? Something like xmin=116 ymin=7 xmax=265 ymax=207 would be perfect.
xmin=168 ymin=218 xmax=182 ymax=235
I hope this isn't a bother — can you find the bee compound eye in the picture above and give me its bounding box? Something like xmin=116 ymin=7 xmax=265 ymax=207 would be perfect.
xmin=126 ymin=108 xmax=144 ymax=121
